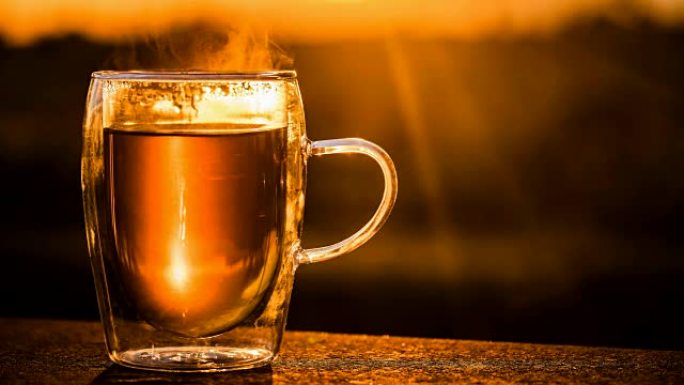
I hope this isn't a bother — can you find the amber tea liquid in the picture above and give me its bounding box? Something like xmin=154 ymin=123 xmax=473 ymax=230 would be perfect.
xmin=104 ymin=123 xmax=287 ymax=338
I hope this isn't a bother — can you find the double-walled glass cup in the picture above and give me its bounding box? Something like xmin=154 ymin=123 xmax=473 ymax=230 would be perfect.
xmin=81 ymin=71 xmax=397 ymax=371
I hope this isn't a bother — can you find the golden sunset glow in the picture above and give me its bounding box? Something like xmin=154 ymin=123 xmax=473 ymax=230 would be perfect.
xmin=1 ymin=0 xmax=683 ymax=45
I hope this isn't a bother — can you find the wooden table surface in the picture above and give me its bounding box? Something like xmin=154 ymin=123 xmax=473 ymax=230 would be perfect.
xmin=0 ymin=318 xmax=682 ymax=384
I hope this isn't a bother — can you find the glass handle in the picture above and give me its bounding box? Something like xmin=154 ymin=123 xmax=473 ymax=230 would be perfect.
xmin=297 ymin=138 xmax=398 ymax=264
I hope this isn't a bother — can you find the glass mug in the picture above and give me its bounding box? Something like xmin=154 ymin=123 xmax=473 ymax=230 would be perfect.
xmin=81 ymin=71 xmax=397 ymax=371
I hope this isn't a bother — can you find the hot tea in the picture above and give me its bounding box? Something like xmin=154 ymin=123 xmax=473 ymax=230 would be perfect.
xmin=104 ymin=123 xmax=287 ymax=337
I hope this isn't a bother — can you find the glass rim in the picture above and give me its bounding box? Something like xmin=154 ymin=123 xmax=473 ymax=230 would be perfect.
xmin=91 ymin=70 xmax=297 ymax=81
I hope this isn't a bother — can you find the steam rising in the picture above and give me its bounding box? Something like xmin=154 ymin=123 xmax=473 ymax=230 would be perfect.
xmin=110 ymin=24 xmax=293 ymax=71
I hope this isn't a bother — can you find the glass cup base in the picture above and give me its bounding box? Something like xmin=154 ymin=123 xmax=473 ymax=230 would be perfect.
xmin=113 ymin=346 xmax=273 ymax=372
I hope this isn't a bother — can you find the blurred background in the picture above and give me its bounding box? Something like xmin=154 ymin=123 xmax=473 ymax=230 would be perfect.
xmin=1 ymin=1 xmax=683 ymax=350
